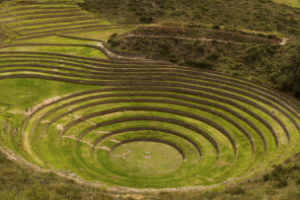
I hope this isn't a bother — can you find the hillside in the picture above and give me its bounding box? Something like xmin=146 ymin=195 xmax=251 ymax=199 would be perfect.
xmin=79 ymin=0 xmax=300 ymax=35
xmin=81 ymin=0 xmax=300 ymax=98
xmin=0 ymin=0 xmax=300 ymax=200
xmin=108 ymin=27 xmax=300 ymax=98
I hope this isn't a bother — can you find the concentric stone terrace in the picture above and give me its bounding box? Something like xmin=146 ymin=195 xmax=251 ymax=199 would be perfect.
xmin=0 ymin=1 xmax=300 ymax=190
xmin=0 ymin=43 xmax=297 ymax=188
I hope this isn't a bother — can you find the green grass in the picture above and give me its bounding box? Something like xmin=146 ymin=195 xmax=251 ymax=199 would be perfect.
xmin=21 ymin=89 xmax=296 ymax=187
xmin=0 ymin=0 xmax=300 ymax=197
xmin=110 ymin=141 xmax=183 ymax=175
xmin=273 ymin=0 xmax=300 ymax=8
xmin=0 ymin=45 xmax=108 ymax=59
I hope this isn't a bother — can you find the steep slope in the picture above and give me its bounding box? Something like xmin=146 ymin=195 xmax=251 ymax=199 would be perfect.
xmin=79 ymin=0 xmax=300 ymax=35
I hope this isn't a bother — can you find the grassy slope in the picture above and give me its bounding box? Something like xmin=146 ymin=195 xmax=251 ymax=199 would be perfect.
xmin=271 ymin=0 xmax=300 ymax=8
xmin=109 ymin=34 xmax=300 ymax=98
xmin=1 ymin=32 xmax=296 ymax=189
xmin=0 ymin=149 xmax=116 ymax=200
xmin=0 ymin=0 xmax=300 ymax=199
xmin=79 ymin=0 xmax=300 ymax=98
xmin=2 ymin=147 xmax=300 ymax=199
xmin=0 ymin=32 xmax=300 ymax=189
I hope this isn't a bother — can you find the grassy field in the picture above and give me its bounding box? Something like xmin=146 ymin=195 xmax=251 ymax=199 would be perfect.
xmin=273 ymin=0 xmax=300 ymax=8
xmin=109 ymin=141 xmax=183 ymax=176
xmin=1 ymin=41 xmax=299 ymax=188
xmin=0 ymin=0 xmax=300 ymax=199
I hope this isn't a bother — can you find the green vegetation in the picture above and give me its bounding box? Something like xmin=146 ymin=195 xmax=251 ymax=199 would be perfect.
xmin=0 ymin=149 xmax=113 ymax=200
xmin=0 ymin=0 xmax=300 ymax=199
xmin=1 ymin=34 xmax=299 ymax=188
xmin=0 ymin=23 xmax=18 ymax=43
xmin=79 ymin=0 xmax=300 ymax=35
xmin=109 ymin=32 xmax=300 ymax=98
xmin=3 ymin=148 xmax=300 ymax=199
xmin=110 ymin=142 xmax=183 ymax=176
xmin=273 ymin=0 xmax=300 ymax=8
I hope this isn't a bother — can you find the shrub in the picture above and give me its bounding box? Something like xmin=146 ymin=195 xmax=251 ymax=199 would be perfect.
xmin=206 ymin=52 xmax=221 ymax=60
xmin=275 ymin=178 xmax=288 ymax=188
xmin=267 ymin=34 xmax=276 ymax=39
xmin=232 ymin=72 xmax=240 ymax=77
xmin=108 ymin=34 xmax=120 ymax=47
xmin=277 ymin=24 xmax=285 ymax=31
xmin=293 ymin=164 xmax=300 ymax=170
xmin=110 ymin=40 xmax=120 ymax=47
xmin=225 ymin=186 xmax=246 ymax=195
xmin=288 ymin=28 xmax=300 ymax=35
xmin=217 ymin=48 xmax=225 ymax=53
xmin=296 ymin=177 xmax=300 ymax=185
xmin=266 ymin=44 xmax=279 ymax=54
xmin=263 ymin=173 xmax=271 ymax=182
xmin=212 ymin=39 xmax=219 ymax=44
xmin=140 ymin=16 xmax=153 ymax=24
xmin=170 ymin=10 xmax=186 ymax=16
xmin=202 ymin=189 xmax=220 ymax=200
xmin=212 ymin=25 xmax=220 ymax=29
xmin=184 ymin=59 xmax=214 ymax=70
xmin=244 ymin=47 xmax=261 ymax=62
xmin=196 ymin=44 xmax=205 ymax=52
xmin=110 ymin=33 xmax=118 ymax=38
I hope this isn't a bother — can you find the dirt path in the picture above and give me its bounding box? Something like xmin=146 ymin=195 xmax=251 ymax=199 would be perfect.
xmin=110 ymin=139 xmax=120 ymax=143
xmin=111 ymin=148 xmax=131 ymax=159
xmin=97 ymin=146 xmax=110 ymax=151
xmin=96 ymin=42 xmax=150 ymax=61
xmin=94 ymin=130 xmax=111 ymax=134
xmin=124 ymin=34 xmax=230 ymax=43
xmin=124 ymin=34 xmax=286 ymax=45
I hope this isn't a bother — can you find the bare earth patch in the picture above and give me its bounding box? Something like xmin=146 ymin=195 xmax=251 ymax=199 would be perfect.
xmin=97 ymin=146 xmax=110 ymax=151
xmin=94 ymin=130 xmax=111 ymax=134
xmin=110 ymin=139 xmax=120 ymax=143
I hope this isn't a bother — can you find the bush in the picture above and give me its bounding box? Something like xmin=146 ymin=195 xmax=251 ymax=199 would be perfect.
xmin=184 ymin=59 xmax=214 ymax=70
xmin=140 ymin=16 xmax=153 ymax=24
xmin=296 ymin=177 xmax=300 ymax=185
xmin=211 ymin=39 xmax=219 ymax=44
xmin=244 ymin=47 xmax=261 ymax=62
xmin=196 ymin=44 xmax=205 ymax=52
xmin=275 ymin=178 xmax=288 ymax=188
xmin=277 ymin=24 xmax=285 ymax=31
xmin=217 ymin=48 xmax=225 ymax=53
xmin=225 ymin=186 xmax=246 ymax=195
xmin=288 ymin=28 xmax=300 ymax=35
xmin=110 ymin=40 xmax=120 ymax=47
xmin=107 ymin=36 xmax=120 ymax=47
xmin=267 ymin=34 xmax=277 ymax=39
xmin=212 ymin=25 xmax=220 ymax=29
xmin=202 ymin=190 xmax=220 ymax=200
xmin=110 ymin=33 xmax=118 ymax=38
xmin=206 ymin=52 xmax=221 ymax=60
xmin=263 ymin=173 xmax=271 ymax=182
